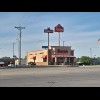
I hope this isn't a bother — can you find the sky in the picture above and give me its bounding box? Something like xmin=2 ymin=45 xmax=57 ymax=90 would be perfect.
xmin=0 ymin=12 xmax=100 ymax=58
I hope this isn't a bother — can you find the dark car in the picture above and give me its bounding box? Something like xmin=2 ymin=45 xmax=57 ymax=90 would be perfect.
xmin=28 ymin=62 xmax=36 ymax=66
xmin=77 ymin=62 xmax=85 ymax=66
xmin=0 ymin=61 xmax=5 ymax=67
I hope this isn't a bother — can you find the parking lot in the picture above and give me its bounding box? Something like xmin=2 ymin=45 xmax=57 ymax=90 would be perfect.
xmin=0 ymin=65 xmax=100 ymax=87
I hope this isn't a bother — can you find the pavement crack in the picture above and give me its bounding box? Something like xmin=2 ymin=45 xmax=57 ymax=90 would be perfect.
xmin=48 ymin=82 xmax=56 ymax=87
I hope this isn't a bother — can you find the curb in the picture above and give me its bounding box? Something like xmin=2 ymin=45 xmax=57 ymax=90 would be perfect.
xmin=0 ymin=65 xmax=79 ymax=69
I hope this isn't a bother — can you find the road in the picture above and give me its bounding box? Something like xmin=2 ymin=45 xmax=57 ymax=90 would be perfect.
xmin=0 ymin=66 xmax=100 ymax=87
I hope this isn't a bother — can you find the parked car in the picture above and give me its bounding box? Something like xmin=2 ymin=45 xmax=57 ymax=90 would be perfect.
xmin=76 ymin=62 xmax=85 ymax=66
xmin=8 ymin=64 xmax=15 ymax=67
xmin=0 ymin=61 xmax=5 ymax=67
xmin=28 ymin=62 xmax=36 ymax=66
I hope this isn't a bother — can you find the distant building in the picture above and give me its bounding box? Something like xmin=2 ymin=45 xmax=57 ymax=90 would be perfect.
xmin=26 ymin=46 xmax=76 ymax=65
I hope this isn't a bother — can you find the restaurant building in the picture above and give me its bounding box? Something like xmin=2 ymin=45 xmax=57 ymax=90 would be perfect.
xmin=26 ymin=46 xmax=76 ymax=65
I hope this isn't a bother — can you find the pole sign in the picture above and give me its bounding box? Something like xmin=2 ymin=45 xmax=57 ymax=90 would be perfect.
xmin=54 ymin=24 xmax=64 ymax=32
xmin=44 ymin=28 xmax=53 ymax=33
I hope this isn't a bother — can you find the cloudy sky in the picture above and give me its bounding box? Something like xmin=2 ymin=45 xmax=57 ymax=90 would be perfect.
xmin=0 ymin=12 xmax=100 ymax=58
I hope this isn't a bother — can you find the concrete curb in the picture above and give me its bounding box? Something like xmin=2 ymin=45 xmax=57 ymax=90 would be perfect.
xmin=0 ymin=65 xmax=79 ymax=69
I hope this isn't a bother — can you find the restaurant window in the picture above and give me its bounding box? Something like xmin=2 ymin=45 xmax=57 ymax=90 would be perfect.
xmin=43 ymin=58 xmax=47 ymax=62
xmin=51 ymin=58 xmax=55 ymax=62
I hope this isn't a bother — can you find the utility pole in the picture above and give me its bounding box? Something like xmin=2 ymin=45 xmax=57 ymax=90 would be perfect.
xmin=13 ymin=42 xmax=16 ymax=58
xmin=15 ymin=26 xmax=25 ymax=66
xmin=90 ymin=48 xmax=92 ymax=65
xmin=16 ymin=35 xmax=19 ymax=61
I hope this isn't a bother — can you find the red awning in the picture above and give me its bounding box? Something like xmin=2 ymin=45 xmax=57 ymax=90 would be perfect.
xmin=51 ymin=55 xmax=75 ymax=58
xmin=51 ymin=55 xmax=56 ymax=58
xmin=41 ymin=55 xmax=47 ymax=58
xmin=40 ymin=52 xmax=44 ymax=54
xmin=66 ymin=56 xmax=76 ymax=58
xmin=30 ymin=56 xmax=36 ymax=60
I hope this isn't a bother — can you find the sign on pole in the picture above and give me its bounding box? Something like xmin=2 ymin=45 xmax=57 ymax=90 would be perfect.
xmin=54 ymin=24 xmax=64 ymax=32
xmin=44 ymin=28 xmax=53 ymax=33
xmin=44 ymin=27 xmax=53 ymax=65
xmin=44 ymin=27 xmax=53 ymax=48
xmin=54 ymin=24 xmax=64 ymax=46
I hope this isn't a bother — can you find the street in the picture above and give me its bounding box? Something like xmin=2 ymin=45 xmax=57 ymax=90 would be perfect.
xmin=0 ymin=66 xmax=100 ymax=87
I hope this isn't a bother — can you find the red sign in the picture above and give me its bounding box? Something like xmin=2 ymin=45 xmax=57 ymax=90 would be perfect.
xmin=57 ymin=49 xmax=68 ymax=53
xmin=54 ymin=24 xmax=64 ymax=32
xmin=44 ymin=28 xmax=53 ymax=33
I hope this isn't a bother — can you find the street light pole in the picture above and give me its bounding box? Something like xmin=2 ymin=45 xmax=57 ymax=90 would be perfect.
xmin=90 ymin=48 xmax=92 ymax=65
xmin=15 ymin=26 xmax=25 ymax=66
xmin=63 ymin=41 xmax=65 ymax=64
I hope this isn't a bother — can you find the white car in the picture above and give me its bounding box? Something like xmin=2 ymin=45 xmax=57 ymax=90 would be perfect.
xmin=8 ymin=64 xmax=14 ymax=67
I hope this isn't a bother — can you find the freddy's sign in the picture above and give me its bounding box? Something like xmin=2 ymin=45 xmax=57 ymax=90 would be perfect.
xmin=57 ymin=49 xmax=68 ymax=53
xmin=54 ymin=24 xmax=64 ymax=32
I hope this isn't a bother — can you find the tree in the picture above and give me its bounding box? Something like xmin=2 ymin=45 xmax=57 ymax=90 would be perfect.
xmin=76 ymin=57 xmax=80 ymax=62
xmin=80 ymin=56 xmax=91 ymax=65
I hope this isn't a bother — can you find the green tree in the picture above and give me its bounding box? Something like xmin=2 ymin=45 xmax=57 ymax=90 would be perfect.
xmin=80 ymin=56 xmax=91 ymax=65
xmin=76 ymin=57 xmax=80 ymax=62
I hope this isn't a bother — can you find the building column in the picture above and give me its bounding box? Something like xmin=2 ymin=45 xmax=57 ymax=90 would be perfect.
xmin=55 ymin=57 xmax=57 ymax=65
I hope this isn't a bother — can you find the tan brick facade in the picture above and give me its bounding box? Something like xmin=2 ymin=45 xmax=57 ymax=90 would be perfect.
xmin=26 ymin=50 xmax=48 ymax=65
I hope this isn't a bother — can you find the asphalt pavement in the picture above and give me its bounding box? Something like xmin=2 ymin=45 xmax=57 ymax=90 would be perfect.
xmin=0 ymin=65 xmax=100 ymax=87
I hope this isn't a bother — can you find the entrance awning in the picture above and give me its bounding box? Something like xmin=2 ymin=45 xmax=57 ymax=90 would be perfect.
xmin=51 ymin=55 xmax=75 ymax=58
xmin=41 ymin=55 xmax=47 ymax=58
xmin=30 ymin=56 xmax=36 ymax=60
xmin=66 ymin=56 xmax=76 ymax=58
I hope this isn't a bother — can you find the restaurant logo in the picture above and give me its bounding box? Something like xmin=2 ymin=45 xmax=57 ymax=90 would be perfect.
xmin=54 ymin=24 xmax=64 ymax=32
xmin=57 ymin=49 xmax=68 ymax=53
